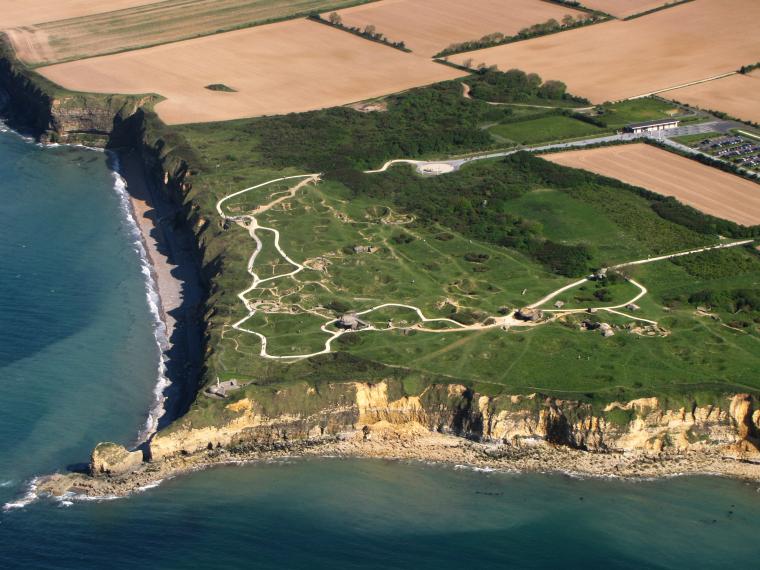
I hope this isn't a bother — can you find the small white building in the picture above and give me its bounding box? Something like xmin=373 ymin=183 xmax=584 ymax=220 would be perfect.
xmin=624 ymin=119 xmax=680 ymax=134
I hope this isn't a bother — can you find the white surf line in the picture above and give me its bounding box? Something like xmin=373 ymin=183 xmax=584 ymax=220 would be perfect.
xmin=217 ymin=174 xmax=755 ymax=360
xmin=110 ymin=160 xmax=171 ymax=444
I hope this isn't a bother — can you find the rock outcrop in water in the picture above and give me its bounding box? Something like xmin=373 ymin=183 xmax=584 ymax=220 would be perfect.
xmin=91 ymin=443 xmax=143 ymax=477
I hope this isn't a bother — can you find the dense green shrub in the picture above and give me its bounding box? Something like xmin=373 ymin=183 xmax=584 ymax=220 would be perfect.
xmin=467 ymin=69 xmax=588 ymax=104
xmin=252 ymin=82 xmax=504 ymax=171
xmin=688 ymin=289 xmax=760 ymax=314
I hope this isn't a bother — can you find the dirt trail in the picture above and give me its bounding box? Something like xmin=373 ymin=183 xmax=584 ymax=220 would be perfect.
xmin=216 ymin=173 xmax=755 ymax=360
xmin=460 ymin=81 xmax=594 ymax=110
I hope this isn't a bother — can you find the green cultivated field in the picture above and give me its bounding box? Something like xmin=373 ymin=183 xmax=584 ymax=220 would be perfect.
xmin=489 ymin=115 xmax=603 ymax=144
xmin=597 ymin=97 xmax=683 ymax=129
xmin=168 ymin=75 xmax=760 ymax=422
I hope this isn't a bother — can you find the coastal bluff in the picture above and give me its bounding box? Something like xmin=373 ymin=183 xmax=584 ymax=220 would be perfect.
xmin=0 ymin=40 xmax=155 ymax=146
xmin=37 ymin=384 xmax=760 ymax=498
xmin=147 ymin=383 xmax=760 ymax=460
xmin=4 ymin=38 xmax=760 ymax=500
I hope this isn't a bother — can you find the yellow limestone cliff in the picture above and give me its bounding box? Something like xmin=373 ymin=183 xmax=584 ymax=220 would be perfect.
xmin=148 ymin=382 xmax=760 ymax=462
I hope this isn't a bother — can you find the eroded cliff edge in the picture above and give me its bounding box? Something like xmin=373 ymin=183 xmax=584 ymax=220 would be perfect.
xmin=36 ymin=383 xmax=760 ymax=497
xmin=0 ymin=39 xmax=155 ymax=145
xmin=148 ymin=383 xmax=760 ymax=459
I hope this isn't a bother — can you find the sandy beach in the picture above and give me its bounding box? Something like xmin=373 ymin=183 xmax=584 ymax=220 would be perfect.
xmin=119 ymin=153 xmax=183 ymax=335
xmin=117 ymin=151 xmax=205 ymax=434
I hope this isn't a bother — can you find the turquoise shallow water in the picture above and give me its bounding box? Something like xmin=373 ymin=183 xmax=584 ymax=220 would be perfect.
xmin=0 ymin=130 xmax=159 ymax=493
xmin=1 ymin=128 xmax=760 ymax=569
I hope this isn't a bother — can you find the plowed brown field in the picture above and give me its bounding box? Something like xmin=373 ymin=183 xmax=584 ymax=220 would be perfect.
xmin=450 ymin=0 xmax=760 ymax=103
xmin=664 ymin=72 xmax=760 ymax=125
xmin=542 ymin=144 xmax=760 ymax=226
xmin=331 ymin=0 xmax=584 ymax=56
xmin=37 ymin=19 xmax=464 ymax=124
xmin=5 ymin=0 xmax=373 ymax=65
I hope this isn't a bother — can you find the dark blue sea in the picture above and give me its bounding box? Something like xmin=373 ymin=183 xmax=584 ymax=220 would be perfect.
xmin=1 ymin=127 xmax=759 ymax=569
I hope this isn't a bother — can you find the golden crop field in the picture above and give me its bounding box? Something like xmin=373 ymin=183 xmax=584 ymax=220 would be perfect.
xmin=0 ymin=0 xmax=156 ymax=27
xmin=543 ymin=144 xmax=760 ymax=226
xmin=664 ymin=72 xmax=760 ymax=125
xmin=5 ymin=0 xmax=376 ymax=65
xmin=450 ymin=0 xmax=760 ymax=103
xmin=37 ymin=19 xmax=464 ymax=124
xmin=330 ymin=0 xmax=584 ymax=56
xmin=579 ymin=0 xmax=674 ymax=18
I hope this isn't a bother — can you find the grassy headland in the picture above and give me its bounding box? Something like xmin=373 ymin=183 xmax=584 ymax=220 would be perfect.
xmin=160 ymin=74 xmax=760 ymax=431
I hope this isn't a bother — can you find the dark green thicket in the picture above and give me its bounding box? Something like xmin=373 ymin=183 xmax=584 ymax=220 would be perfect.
xmin=689 ymin=289 xmax=760 ymax=313
xmin=205 ymin=84 xmax=237 ymax=92
xmin=466 ymin=69 xmax=588 ymax=105
xmin=330 ymin=152 xmax=721 ymax=276
xmin=251 ymin=82 xmax=505 ymax=171
xmin=668 ymin=247 xmax=760 ymax=318
xmin=186 ymin=70 xmax=589 ymax=174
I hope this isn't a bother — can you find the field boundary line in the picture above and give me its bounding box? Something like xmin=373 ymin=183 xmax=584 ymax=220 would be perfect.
xmin=630 ymin=72 xmax=737 ymax=100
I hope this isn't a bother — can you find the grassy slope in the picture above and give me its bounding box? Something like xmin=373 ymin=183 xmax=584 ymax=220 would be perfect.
xmin=597 ymin=98 xmax=683 ymax=129
xmin=168 ymin=79 xmax=760 ymax=426
xmin=489 ymin=115 xmax=603 ymax=144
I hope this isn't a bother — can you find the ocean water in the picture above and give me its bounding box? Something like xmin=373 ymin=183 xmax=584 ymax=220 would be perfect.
xmin=0 ymin=130 xmax=160 ymax=494
xmin=1 ymin=128 xmax=760 ymax=569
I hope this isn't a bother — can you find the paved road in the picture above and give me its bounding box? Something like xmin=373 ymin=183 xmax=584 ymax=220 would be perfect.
xmin=368 ymin=120 xmax=745 ymax=176
xmin=370 ymin=133 xmax=646 ymax=175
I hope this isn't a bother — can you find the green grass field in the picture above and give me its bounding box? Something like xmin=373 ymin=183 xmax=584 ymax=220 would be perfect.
xmin=597 ymin=98 xmax=684 ymax=129
xmin=169 ymin=80 xmax=760 ymax=416
xmin=489 ymin=115 xmax=604 ymax=145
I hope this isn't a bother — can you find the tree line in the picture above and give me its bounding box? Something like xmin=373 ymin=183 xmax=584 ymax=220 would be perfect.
xmin=434 ymin=14 xmax=606 ymax=58
xmin=309 ymin=12 xmax=410 ymax=52
xmin=466 ymin=68 xmax=589 ymax=104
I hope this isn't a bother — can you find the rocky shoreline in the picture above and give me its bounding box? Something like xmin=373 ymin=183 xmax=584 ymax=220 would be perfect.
xmin=35 ymin=421 xmax=760 ymax=501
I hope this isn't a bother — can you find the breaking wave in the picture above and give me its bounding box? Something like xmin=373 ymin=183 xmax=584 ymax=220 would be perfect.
xmin=109 ymin=154 xmax=171 ymax=443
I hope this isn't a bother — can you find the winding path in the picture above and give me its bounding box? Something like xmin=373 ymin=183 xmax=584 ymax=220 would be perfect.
xmin=363 ymin=118 xmax=737 ymax=177
xmin=216 ymin=174 xmax=755 ymax=361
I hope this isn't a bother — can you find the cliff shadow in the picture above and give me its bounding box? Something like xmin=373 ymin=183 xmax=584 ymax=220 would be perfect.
xmin=110 ymin=149 xmax=207 ymax=436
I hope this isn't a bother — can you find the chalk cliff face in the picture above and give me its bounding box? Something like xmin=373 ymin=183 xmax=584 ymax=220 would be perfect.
xmin=148 ymin=382 xmax=760 ymax=462
xmin=43 ymin=95 xmax=150 ymax=144
xmin=0 ymin=41 xmax=151 ymax=145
